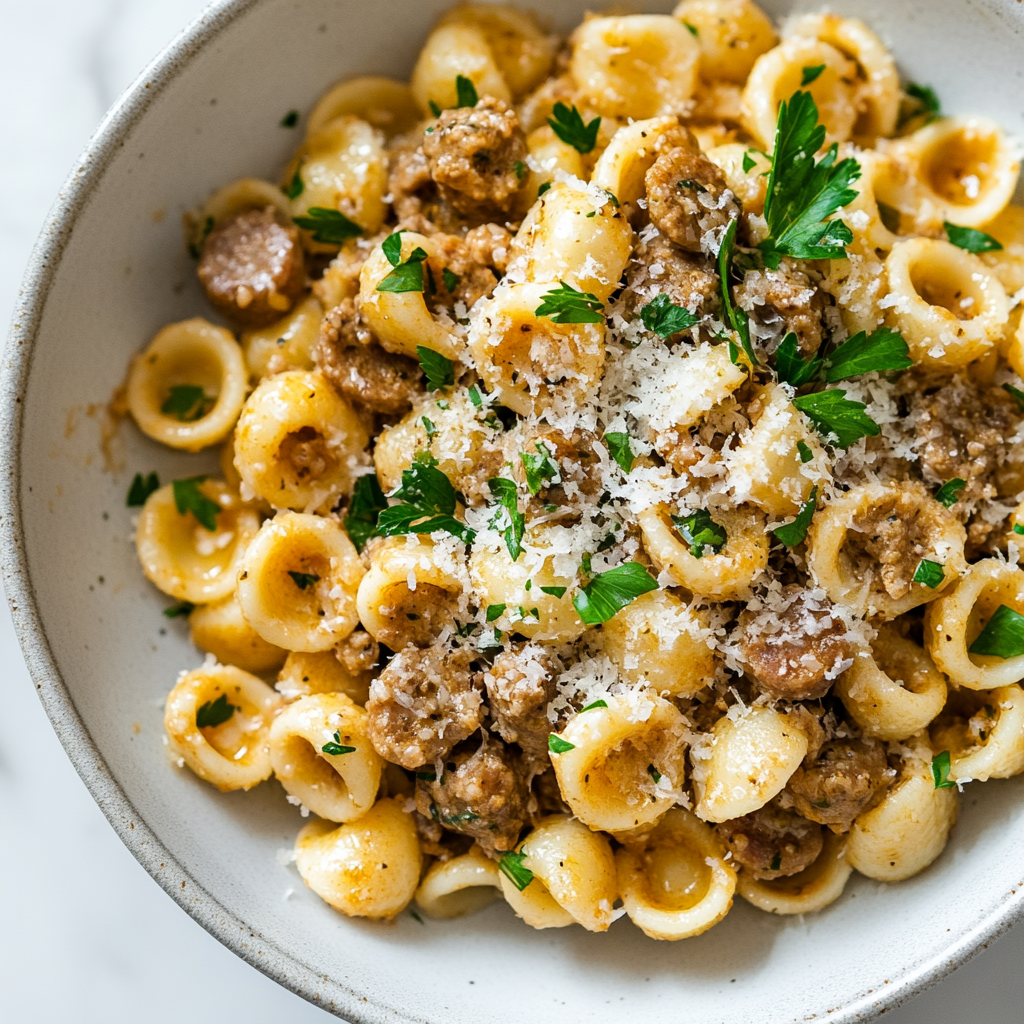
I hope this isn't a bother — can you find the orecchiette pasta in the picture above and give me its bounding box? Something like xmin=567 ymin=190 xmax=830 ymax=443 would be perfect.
xmin=276 ymin=649 xmax=372 ymax=706
xmin=188 ymin=592 xmax=288 ymax=675
xmin=306 ymin=76 xmax=420 ymax=139
xmin=736 ymin=832 xmax=852 ymax=915
xmin=411 ymin=21 xmax=512 ymax=114
xmin=672 ymin=0 xmax=777 ymax=84
xmin=240 ymin=294 xmax=323 ymax=380
xmin=414 ymin=846 xmax=502 ymax=919
xmin=932 ymin=685 xmax=1024 ymax=784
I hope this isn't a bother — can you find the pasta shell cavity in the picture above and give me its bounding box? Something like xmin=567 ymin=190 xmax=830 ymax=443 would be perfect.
xmin=932 ymin=684 xmax=1024 ymax=784
xmin=411 ymin=21 xmax=512 ymax=115
xmin=126 ymin=318 xmax=249 ymax=451
xmin=414 ymin=846 xmax=502 ymax=920
xmin=616 ymin=808 xmax=737 ymax=940
xmin=306 ymin=76 xmax=420 ymax=140
xmin=241 ymin=295 xmax=323 ymax=381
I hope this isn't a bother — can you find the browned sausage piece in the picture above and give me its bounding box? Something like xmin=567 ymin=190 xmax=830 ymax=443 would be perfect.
xmin=366 ymin=645 xmax=483 ymax=769
xmin=715 ymin=801 xmax=824 ymax=879
xmin=625 ymin=235 xmax=721 ymax=323
xmin=737 ymin=585 xmax=854 ymax=701
xmin=735 ymin=259 xmax=825 ymax=354
xmin=484 ymin=643 xmax=558 ymax=766
xmin=414 ymin=737 xmax=531 ymax=856
xmin=197 ymin=206 xmax=305 ymax=327
xmin=782 ymin=739 xmax=896 ymax=833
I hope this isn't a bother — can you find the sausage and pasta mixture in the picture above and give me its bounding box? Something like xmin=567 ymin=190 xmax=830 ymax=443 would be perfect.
xmin=126 ymin=1 xmax=1024 ymax=937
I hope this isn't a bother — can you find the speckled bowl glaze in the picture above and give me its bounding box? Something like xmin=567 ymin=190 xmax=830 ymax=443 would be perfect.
xmin=4 ymin=1 xmax=1024 ymax=1021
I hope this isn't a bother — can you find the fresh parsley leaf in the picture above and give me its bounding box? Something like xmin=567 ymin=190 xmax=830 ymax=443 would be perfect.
xmin=322 ymin=730 xmax=356 ymax=756
xmin=931 ymin=750 xmax=956 ymax=789
xmin=901 ymin=83 xmax=941 ymax=129
xmin=769 ymin=852 xmax=783 ymax=872
xmin=486 ymin=603 xmax=507 ymax=623
xmin=467 ymin=384 xmax=483 ymax=408
xmin=537 ymin=181 xmax=551 ymax=197
xmin=498 ymin=850 xmax=534 ymax=890
xmin=639 ymin=293 xmax=700 ymax=337
xmin=163 ymin=601 xmax=194 ymax=618
xmin=801 ymin=65 xmax=826 ymax=86
xmin=792 ymin=389 xmax=879 ymax=448
xmin=672 ymin=510 xmax=727 ymax=559
xmin=344 ymin=475 xmax=387 ymax=552
xmin=968 ymin=604 xmax=1024 ymax=659
xmin=172 ymin=476 xmax=220 ymax=531
xmin=127 ymin=471 xmax=159 ymax=506
xmin=683 ymin=20 xmax=698 ymax=36
xmin=877 ymin=201 xmax=902 ymax=234
xmin=188 ymin=215 xmax=215 ymax=259
xmin=718 ymin=217 xmax=757 ymax=365
xmin=548 ymin=734 xmax=575 ymax=753
xmin=604 ymin=432 xmax=634 ymax=473
xmin=934 ymin=478 xmax=967 ymax=508
xmin=540 ymin=585 xmax=566 ymax=598
xmin=572 ymin=562 xmax=659 ymax=625
xmin=422 ymin=416 xmax=437 ymax=439
xmin=488 ymin=477 xmax=525 ymax=561
xmin=455 ymin=74 xmax=478 ymax=108
xmin=382 ymin=231 xmax=405 ymax=267
xmin=161 ymin=384 xmax=212 ymax=422
xmin=280 ymin=109 xmax=299 ymax=128
xmin=760 ymin=90 xmax=860 ymax=269
xmin=647 ymin=764 xmax=662 ymax=784
xmin=1015 ymin=523 xmax=1024 ymax=536
xmin=442 ymin=267 xmax=460 ymax=292
xmin=580 ymin=699 xmax=608 ymax=712
xmin=774 ymin=332 xmax=822 ymax=386
xmin=513 ymin=160 xmax=527 ymax=180
xmin=823 ymin=327 xmax=913 ymax=382
xmin=378 ymin=245 xmax=429 ymax=292
xmin=285 ymin=163 xmax=304 ymax=200
xmin=1003 ymin=383 xmax=1024 ymax=411
xmin=520 ymin=442 xmax=561 ymax=495
xmin=415 ymin=769 xmax=437 ymax=781
xmin=428 ymin=99 xmax=442 ymax=118
xmin=294 ymin=207 xmax=362 ymax=244
xmin=913 ymin=559 xmax=946 ymax=589
xmin=376 ymin=453 xmax=475 ymax=544
xmin=944 ymin=222 xmax=1003 ymax=254
xmin=797 ymin=440 xmax=814 ymax=464
xmin=772 ymin=486 xmax=818 ymax=547
xmin=535 ymin=281 xmax=604 ymax=324
xmin=547 ymin=102 xmax=601 ymax=154
xmin=409 ymin=909 xmax=425 ymax=925
xmin=196 ymin=693 xmax=236 ymax=729
xmin=416 ymin=346 xmax=454 ymax=392
xmin=288 ymin=571 xmax=320 ymax=590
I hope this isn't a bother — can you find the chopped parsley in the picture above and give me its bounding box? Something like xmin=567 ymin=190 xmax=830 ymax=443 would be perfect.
xmin=344 ymin=474 xmax=387 ymax=552
xmin=900 ymin=83 xmax=941 ymax=129
xmin=797 ymin=440 xmax=814 ymax=464
xmin=486 ymin=603 xmax=506 ymax=623
xmin=934 ymin=478 xmax=967 ymax=509
xmin=196 ymin=693 xmax=236 ymax=729
xmin=944 ymin=222 xmax=1003 ymax=254
xmin=288 ymin=571 xmax=320 ymax=590
xmin=877 ymin=201 xmax=902 ymax=234
xmin=682 ymin=20 xmax=698 ymax=36
xmin=188 ymin=215 xmax=214 ymax=259
xmin=772 ymin=486 xmax=818 ymax=547
xmin=285 ymin=163 xmax=304 ymax=200
xmin=498 ymin=850 xmax=534 ymax=890
xmin=534 ymin=281 xmax=604 ymax=324
xmin=1003 ymin=383 xmax=1024 ymax=411
xmin=638 ymin=293 xmax=700 ymax=337
xmin=913 ymin=559 xmax=945 ymax=589
xmin=322 ymin=730 xmax=356 ymax=756
xmin=572 ymin=562 xmax=659 ymax=625
xmin=647 ymin=764 xmax=662 ymax=784
xmin=163 ymin=601 xmax=194 ymax=618
xmin=931 ymin=750 xmax=956 ymax=789
xmin=376 ymin=452 xmax=475 ymax=544
xmin=769 ymin=852 xmax=783 ymax=872
xmin=127 ymin=471 xmax=160 ymax=506
xmin=537 ymin=181 xmax=551 ymax=197
xmin=968 ymin=604 xmax=1024 ymax=659
xmin=548 ymin=733 xmax=576 ymax=754
xmin=487 ymin=477 xmax=524 ymax=561
xmin=672 ymin=510 xmax=727 ymax=559
xmin=520 ymin=442 xmax=561 ymax=495
xmin=604 ymin=432 xmax=635 ymax=473
xmin=513 ymin=160 xmax=527 ymax=180
xmin=294 ymin=207 xmax=362 ymax=244
xmin=467 ymin=384 xmax=483 ymax=408
xmin=792 ymin=389 xmax=880 ymax=448
xmin=377 ymin=236 xmax=429 ymax=293
xmin=415 ymin=769 xmax=437 ymax=782
xmin=455 ymin=74 xmax=478 ymax=108
xmin=422 ymin=416 xmax=437 ymax=438
xmin=280 ymin=109 xmax=299 ymax=128
xmin=774 ymin=332 xmax=823 ymax=386
xmin=442 ymin=267 xmax=460 ymax=292
xmin=823 ymin=327 xmax=913 ymax=382
xmin=416 ymin=346 xmax=455 ymax=392
xmin=1015 ymin=523 xmax=1024 ymax=536
xmin=759 ymin=90 xmax=860 ymax=269
xmin=801 ymin=64 xmax=826 ymax=86
xmin=718 ymin=217 xmax=757 ymax=365
xmin=161 ymin=384 xmax=213 ymax=422
xmin=540 ymin=585 xmax=567 ymax=598
xmin=172 ymin=476 xmax=221 ymax=531
xmin=547 ymin=102 xmax=601 ymax=154
xmin=580 ymin=699 xmax=608 ymax=712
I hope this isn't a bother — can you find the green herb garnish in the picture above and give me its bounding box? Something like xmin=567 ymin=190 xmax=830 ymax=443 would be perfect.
xmin=671 ymin=510 xmax=727 ymax=558
xmin=294 ymin=207 xmax=362 ymax=244
xmin=769 ymin=852 xmax=783 ymax=871
xmin=718 ymin=217 xmax=757 ymax=365
xmin=548 ymin=734 xmax=576 ymax=754
xmin=580 ymin=699 xmax=608 ymax=712
xmin=285 ymin=164 xmax=304 ymax=200
xmin=161 ymin=384 xmax=213 ymax=422
xmin=572 ymin=562 xmax=659 ymax=625
xmin=604 ymin=432 xmax=634 ymax=473
xmin=774 ymin=332 xmax=822 ymax=386
xmin=416 ymin=346 xmax=455 ymax=392
xmin=539 ymin=585 xmax=566 ymax=598
xmin=547 ymin=102 xmax=601 ymax=154
xmin=376 ymin=453 xmax=475 ymax=544
xmin=797 ymin=440 xmax=814 ymax=463
xmin=172 ymin=476 xmax=220 ymax=531
xmin=1003 ymin=383 xmax=1024 ymax=411
xmin=944 ymin=222 xmax=1003 ymax=254
xmin=288 ymin=571 xmax=320 ymax=590
xmin=520 ymin=442 xmax=561 ymax=495
xmin=792 ymin=389 xmax=879 ymax=448
xmin=280 ymin=110 xmax=299 ymax=128
xmin=498 ymin=850 xmax=534 ymax=890
xmin=442 ymin=267 xmax=460 ymax=292
xmin=934 ymin=478 xmax=967 ymax=508
xmin=931 ymin=750 xmax=955 ymax=789
xmin=486 ymin=603 xmax=506 ymax=623
xmin=377 ymin=240 xmax=429 ymax=293
xmin=455 ymin=74 xmax=478 ymax=108
xmin=163 ymin=601 xmax=194 ymax=618
xmin=913 ymin=559 xmax=945 ymax=589
xmin=127 ymin=471 xmax=159 ymax=507
xmin=772 ymin=486 xmax=818 ymax=547
xmin=639 ymin=293 xmax=700 ymax=337
xmin=902 ymin=83 xmax=941 ymax=128
xmin=322 ymin=730 xmax=356 ymax=756
xmin=968 ymin=604 xmax=1024 ymax=659
xmin=801 ymin=64 xmax=826 ymax=86
xmin=535 ymin=281 xmax=604 ymax=324
xmin=647 ymin=764 xmax=662 ymax=784
xmin=823 ymin=327 xmax=913 ymax=382
xmin=345 ymin=475 xmax=387 ymax=552
xmin=488 ymin=477 xmax=525 ymax=561
xmin=196 ymin=693 xmax=236 ymax=729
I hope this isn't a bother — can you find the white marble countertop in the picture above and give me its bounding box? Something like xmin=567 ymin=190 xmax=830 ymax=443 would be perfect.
xmin=1 ymin=1 xmax=1023 ymax=1020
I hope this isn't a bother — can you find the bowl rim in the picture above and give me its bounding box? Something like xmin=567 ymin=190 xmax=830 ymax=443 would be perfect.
xmin=2 ymin=1 xmax=1023 ymax=1020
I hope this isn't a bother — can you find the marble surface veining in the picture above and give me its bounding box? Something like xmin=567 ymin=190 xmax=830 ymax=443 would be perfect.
xmin=1 ymin=1 xmax=1023 ymax=1021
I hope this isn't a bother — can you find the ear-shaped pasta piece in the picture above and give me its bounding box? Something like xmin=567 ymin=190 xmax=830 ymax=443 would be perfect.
xmin=188 ymin=592 xmax=288 ymax=675
xmin=518 ymin=127 xmax=585 ymax=211
xmin=469 ymin=522 xmax=585 ymax=643
xmin=136 ymin=480 xmax=260 ymax=604
xmin=411 ymin=21 xmax=511 ymax=115
xmin=295 ymin=797 xmax=422 ymax=918
xmin=742 ymin=36 xmax=858 ymax=150
xmin=736 ymin=832 xmax=852 ymax=915
xmin=269 ymin=692 xmax=382 ymax=821
xmin=884 ymin=238 xmax=1008 ymax=369
xmin=498 ymin=814 xmax=618 ymax=932
xmin=233 ymin=369 xmax=369 ymax=512
xmin=164 ymin=663 xmax=282 ymax=791
xmin=284 ymin=115 xmax=388 ymax=243
xmin=550 ymin=695 xmax=689 ymax=832
xmin=693 ymin=706 xmax=809 ymax=822
xmin=358 ymin=231 xmax=463 ymax=362
xmin=510 ymin=180 xmax=633 ymax=302
xmin=832 ymin=150 xmax=901 ymax=255
xmin=672 ymin=0 xmax=777 ymax=84
xmin=836 ymin=626 xmax=947 ymax=741
xmin=306 ymin=76 xmax=420 ymax=139
xmin=195 ymin=177 xmax=293 ymax=232
xmin=706 ymin=142 xmax=771 ymax=215
xmin=276 ymin=650 xmax=372 ymax=706
xmin=805 ymin=481 xmax=966 ymax=619
xmin=237 ymin=512 xmax=364 ymax=652
xmin=356 ymin=536 xmax=465 ymax=648
xmin=846 ymin=735 xmax=958 ymax=881
xmin=600 ymin=590 xmax=717 ymax=698
xmin=786 ymin=13 xmax=899 ymax=141
xmin=616 ymin=807 xmax=736 ymax=939
xmin=126 ymin=319 xmax=249 ymax=452
xmin=980 ymin=204 xmax=1024 ymax=296
xmin=219 ymin=435 xmax=271 ymax=514
xmin=570 ymin=15 xmax=700 ymax=120
xmin=240 ymin=295 xmax=322 ymax=381
xmin=638 ymin=504 xmax=769 ymax=601
xmin=414 ymin=846 xmax=502 ymax=919
xmin=925 ymin=559 xmax=1024 ymax=689
xmin=725 ymin=383 xmax=829 ymax=518
xmin=467 ymin=281 xmax=605 ymax=417
xmin=437 ymin=4 xmax=557 ymax=100
xmin=932 ymin=685 xmax=1024 ymax=783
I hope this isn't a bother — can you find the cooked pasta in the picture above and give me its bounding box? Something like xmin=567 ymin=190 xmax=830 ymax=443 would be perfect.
xmin=126 ymin=0 xmax=1024 ymax=939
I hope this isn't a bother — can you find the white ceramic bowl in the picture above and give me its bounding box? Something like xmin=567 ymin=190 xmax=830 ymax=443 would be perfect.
xmin=5 ymin=1 xmax=1024 ymax=1021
